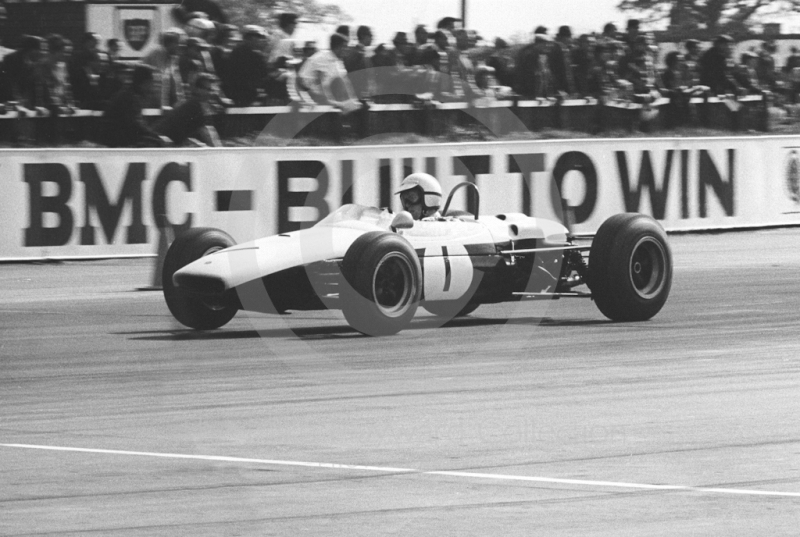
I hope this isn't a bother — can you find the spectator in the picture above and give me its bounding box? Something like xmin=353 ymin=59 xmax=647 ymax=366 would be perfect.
xmin=392 ymin=32 xmax=414 ymax=67
xmin=430 ymin=29 xmax=465 ymax=101
xmin=452 ymin=28 xmax=484 ymax=101
xmin=154 ymin=72 xmax=221 ymax=146
xmin=414 ymin=44 xmax=447 ymax=99
xmin=39 ymin=34 xmax=74 ymax=112
xmin=599 ymin=22 xmax=619 ymax=47
xmin=68 ymin=33 xmax=102 ymax=109
xmin=587 ymin=42 xmax=631 ymax=101
xmin=142 ymin=28 xmax=187 ymax=108
xmin=550 ymin=25 xmax=575 ymax=97
xmin=699 ymin=34 xmax=742 ymax=96
xmin=784 ymin=47 xmax=800 ymax=103
xmin=436 ymin=16 xmax=460 ymax=47
xmin=661 ymin=50 xmax=691 ymax=127
xmin=371 ymin=35 xmax=415 ymax=103
xmin=269 ymin=12 xmax=299 ymax=65
xmin=621 ymin=19 xmax=640 ymax=52
xmin=515 ymin=27 xmax=553 ymax=98
xmin=102 ymin=64 xmax=168 ymax=147
xmin=2 ymin=35 xmax=46 ymax=109
xmin=298 ymin=32 xmax=360 ymax=112
xmin=103 ymin=38 xmax=125 ymax=98
xmin=179 ymin=37 xmax=215 ymax=88
xmin=224 ymin=25 xmax=269 ymax=106
xmin=406 ymin=24 xmax=430 ymax=65
xmin=486 ymin=38 xmax=514 ymax=88
xmin=661 ymin=51 xmax=686 ymax=92
xmin=265 ymin=55 xmax=297 ymax=104
xmin=209 ymin=23 xmax=236 ymax=89
xmin=37 ymin=34 xmax=75 ymax=143
xmin=756 ymin=41 xmax=777 ymax=92
xmin=572 ymin=34 xmax=596 ymax=97
xmin=336 ymin=25 xmax=351 ymax=43
xmin=683 ymin=39 xmax=702 ymax=87
xmin=734 ymin=51 xmax=762 ymax=95
xmin=344 ymin=25 xmax=376 ymax=99
xmin=620 ymin=35 xmax=660 ymax=96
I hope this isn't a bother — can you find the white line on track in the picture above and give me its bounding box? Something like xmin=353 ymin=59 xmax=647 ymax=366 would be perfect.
xmin=2 ymin=443 xmax=799 ymax=499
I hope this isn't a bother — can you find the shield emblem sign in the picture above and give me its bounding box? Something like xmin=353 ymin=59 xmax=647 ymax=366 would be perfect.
xmin=124 ymin=19 xmax=151 ymax=51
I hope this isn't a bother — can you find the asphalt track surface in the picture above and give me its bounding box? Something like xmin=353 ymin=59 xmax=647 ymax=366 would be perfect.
xmin=2 ymin=229 xmax=800 ymax=536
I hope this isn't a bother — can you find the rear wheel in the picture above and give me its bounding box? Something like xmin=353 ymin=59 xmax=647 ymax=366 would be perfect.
xmin=162 ymin=227 xmax=238 ymax=330
xmin=340 ymin=231 xmax=422 ymax=336
xmin=588 ymin=213 xmax=672 ymax=321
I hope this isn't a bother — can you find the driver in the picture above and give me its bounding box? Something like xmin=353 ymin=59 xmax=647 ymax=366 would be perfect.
xmin=395 ymin=172 xmax=442 ymax=220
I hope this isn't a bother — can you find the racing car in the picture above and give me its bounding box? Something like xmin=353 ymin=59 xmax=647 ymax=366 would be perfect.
xmin=163 ymin=182 xmax=672 ymax=336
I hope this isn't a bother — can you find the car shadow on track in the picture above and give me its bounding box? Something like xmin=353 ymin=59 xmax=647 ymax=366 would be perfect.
xmin=118 ymin=316 xmax=609 ymax=341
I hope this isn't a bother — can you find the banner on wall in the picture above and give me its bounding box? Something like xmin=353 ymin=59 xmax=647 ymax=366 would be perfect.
xmin=1 ymin=136 xmax=799 ymax=260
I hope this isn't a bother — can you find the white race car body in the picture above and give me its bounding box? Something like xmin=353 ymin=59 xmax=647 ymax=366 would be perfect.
xmin=164 ymin=196 xmax=672 ymax=334
xmin=173 ymin=204 xmax=570 ymax=313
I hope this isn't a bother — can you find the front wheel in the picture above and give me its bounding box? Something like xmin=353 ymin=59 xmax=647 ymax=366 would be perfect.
xmin=162 ymin=227 xmax=238 ymax=330
xmin=340 ymin=231 xmax=422 ymax=336
xmin=588 ymin=213 xmax=672 ymax=322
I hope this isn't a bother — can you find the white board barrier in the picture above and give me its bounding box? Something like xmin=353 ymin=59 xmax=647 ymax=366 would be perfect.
xmin=1 ymin=136 xmax=800 ymax=260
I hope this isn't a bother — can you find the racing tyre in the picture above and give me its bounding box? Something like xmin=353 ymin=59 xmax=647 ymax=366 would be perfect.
xmin=588 ymin=213 xmax=672 ymax=322
xmin=162 ymin=227 xmax=238 ymax=330
xmin=340 ymin=231 xmax=422 ymax=336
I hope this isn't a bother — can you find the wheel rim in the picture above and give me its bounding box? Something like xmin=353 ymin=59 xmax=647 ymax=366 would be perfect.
xmin=629 ymin=236 xmax=667 ymax=299
xmin=200 ymin=245 xmax=227 ymax=311
xmin=372 ymin=253 xmax=415 ymax=317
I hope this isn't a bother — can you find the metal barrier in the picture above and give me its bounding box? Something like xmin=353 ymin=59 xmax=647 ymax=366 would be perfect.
xmin=0 ymin=94 xmax=769 ymax=145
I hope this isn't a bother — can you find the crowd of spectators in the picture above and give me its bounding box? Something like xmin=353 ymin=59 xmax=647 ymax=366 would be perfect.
xmin=1 ymin=5 xmax=799 ymax=146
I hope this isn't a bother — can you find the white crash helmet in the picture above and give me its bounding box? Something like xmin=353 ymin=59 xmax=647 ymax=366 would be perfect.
xmin=395 ymin=173 xmax=442 ymax=215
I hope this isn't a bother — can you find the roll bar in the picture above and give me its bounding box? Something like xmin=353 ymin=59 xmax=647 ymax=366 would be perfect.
xmin=441 ymin=181 xmax=480 ymax=219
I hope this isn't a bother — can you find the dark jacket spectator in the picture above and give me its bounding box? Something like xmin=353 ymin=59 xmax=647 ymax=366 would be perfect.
xmin=406 ymin=25 xmax=430 ymax=66
xmin=154 ymin=72 xmax=221 ymax=146
xmin=486 ymin=38 xmax=514 ymax=88
xmin=2 ymin=35 xmax=46 ymax=108
xmin=550 ymin=26 xmax=575 ymax=96
xmin=344 ymin=25 xmax=376 ymax=99
xmin=69 ymin=33 xmax=106 ymax=109
xmin=572 ymin=34 xmax=596 ymax=97
xmin=699 ymin=35 xmax=742 ymax=95
xmin=515 ymin=29 xmax=553 ymax=98
xmin=209 ymin=24 xmax=235 ymax=91
xmin=102 ymin=65 xmax=166 ymax=147
xmin=102 ymin=39 xmax=125 ymax=99
xmin=371 ymin=42 xmax=412 ymax=103
xmin=224 ymin=26 xmax=269 ymax=106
